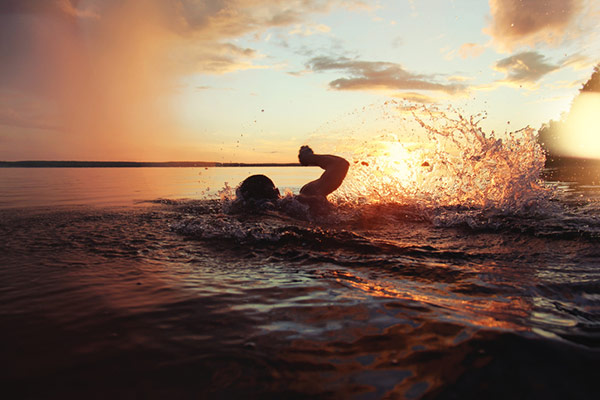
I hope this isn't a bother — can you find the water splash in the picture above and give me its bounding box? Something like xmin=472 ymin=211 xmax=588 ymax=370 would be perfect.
xmin=315 ymin=101 xmax=547 ymax=215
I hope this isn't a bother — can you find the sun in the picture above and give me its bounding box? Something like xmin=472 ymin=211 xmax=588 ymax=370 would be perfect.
xmin=557 ymin=93 xmax=600 ymax=160
xmin=380 ymin=141 xmax=413 ymax=182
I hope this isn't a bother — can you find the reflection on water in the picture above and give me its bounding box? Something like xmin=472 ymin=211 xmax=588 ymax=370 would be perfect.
xmin=543 ymin=157 xmax=600 ymax=186
xmin=327 ymin=268 xmax=531 ymax=331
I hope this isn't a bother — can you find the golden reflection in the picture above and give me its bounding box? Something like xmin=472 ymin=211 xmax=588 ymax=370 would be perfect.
xmin=328 ymin=269 xmax=531 ymax=331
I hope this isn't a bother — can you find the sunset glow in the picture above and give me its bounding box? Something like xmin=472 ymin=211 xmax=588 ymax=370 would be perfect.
xmin=2 ymin=3 xmax=600 ymax=396
xmin=0 ymin=0 xmax=599 ymax=162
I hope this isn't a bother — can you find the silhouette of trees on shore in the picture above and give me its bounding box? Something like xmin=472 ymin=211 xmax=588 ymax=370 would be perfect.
xmin=580 ymin=64 xmax=600 ymax=93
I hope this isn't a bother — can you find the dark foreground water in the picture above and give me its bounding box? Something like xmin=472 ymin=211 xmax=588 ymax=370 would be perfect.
xmin=1 ymin=165 xmax=599 ymax=399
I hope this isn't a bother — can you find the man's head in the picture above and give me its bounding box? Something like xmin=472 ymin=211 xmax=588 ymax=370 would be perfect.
xmin=237 ymin=174 xmax=280 ymax=201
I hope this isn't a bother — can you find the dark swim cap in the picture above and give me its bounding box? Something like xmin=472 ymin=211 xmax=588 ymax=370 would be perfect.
xmin=238 ymin=174 xmax=280 ymax=201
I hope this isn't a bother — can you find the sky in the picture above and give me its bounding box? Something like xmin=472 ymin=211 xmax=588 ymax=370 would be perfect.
xmin=0 ymin=0 xmax=599 ymax=162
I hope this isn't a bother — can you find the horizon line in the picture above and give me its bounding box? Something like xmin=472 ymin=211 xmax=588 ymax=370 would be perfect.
xmin=0 ymin=160 xmax=302 ymax=168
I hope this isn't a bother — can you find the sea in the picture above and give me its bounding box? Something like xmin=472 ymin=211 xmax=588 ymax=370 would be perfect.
xmin=1 ymin=108 xmax=600 ymax=399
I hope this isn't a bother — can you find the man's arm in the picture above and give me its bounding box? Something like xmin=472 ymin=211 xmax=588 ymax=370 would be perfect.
xmin=298 ymin=146 xmax=349 ymax=197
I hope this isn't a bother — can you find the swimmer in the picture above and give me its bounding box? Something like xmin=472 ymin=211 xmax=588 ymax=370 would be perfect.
xmin=234 ymin=146 xmax=349 ymax=215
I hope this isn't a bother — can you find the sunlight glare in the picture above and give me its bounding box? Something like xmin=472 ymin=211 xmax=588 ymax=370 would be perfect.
xmin=381 ymin=141 xmax=413 ymax=182
xmin=557 ymin=93 xmax=600 ymax=160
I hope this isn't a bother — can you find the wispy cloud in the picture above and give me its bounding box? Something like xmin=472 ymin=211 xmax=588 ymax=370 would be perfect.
xmin=561 ymin=53 xmax=595 ymax=71
xmin=182 ymin=42 xmax=267 ymax=74
xmin=394 ymin=92 xmax=437 ymax=104
xmin=288 ymin=23 xmax=331 ymax=36
xmin=458 ymin=43 xmax=485 ymax=59
xmin=443 ymin=43 xmax=485 ymax=61
xmin=307 ymin=56 xmax=467 ymax=94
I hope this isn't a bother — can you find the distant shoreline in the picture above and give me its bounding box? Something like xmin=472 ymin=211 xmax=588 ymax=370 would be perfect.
xmin=0 ymin=161 xmax=301 ymax=168
xmin=1 ymin=157 xmax=599 ymax=168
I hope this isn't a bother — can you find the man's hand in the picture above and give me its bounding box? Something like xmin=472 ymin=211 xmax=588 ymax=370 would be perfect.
xmin=298 ymin=145 xmax=314 ymax=166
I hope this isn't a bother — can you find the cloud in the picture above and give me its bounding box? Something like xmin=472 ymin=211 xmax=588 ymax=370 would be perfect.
xmin=172 ymin=0 xmax=305 ymax=39
xmin=494 ymin=52 xmax=559 ymax=85
xmin=447 ymin=75 xmax=472 ymax=83
xmin=288 ymin=23 xmax=331 ymax=36
xmin=561 ymin=53 xmax=595 ymax=71
xmin=394 ymin=92 xmax=437 ymax=104
xmin=458 ymin=43 xmax=484 ymax=59
xmin=485 ymin=0 xmax=587 ymax=52
xmin=307 ymin=56 xmax=467 ymax=94
xmin=184 ymin=42 xmax=267 ymax=74
xmin=0 ymin=0 xmax=367 ymax=83
xmin=56 ymin=0 xmax=100 ymax=19
xmin=165 ymin=0 xmax=363 ymax=38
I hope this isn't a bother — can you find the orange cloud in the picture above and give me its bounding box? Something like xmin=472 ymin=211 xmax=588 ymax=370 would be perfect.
xmin=394 ymin=92 xmax=437 ymax=104
xmin=308 ymin=57 xmax=467 ymax=94
xmin=485 ymin=0 xmax=586 ymax=52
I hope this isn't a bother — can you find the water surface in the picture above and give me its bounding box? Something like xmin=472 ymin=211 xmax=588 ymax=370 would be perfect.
xmin=1 ymin=165 xmax=599 ymax=399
